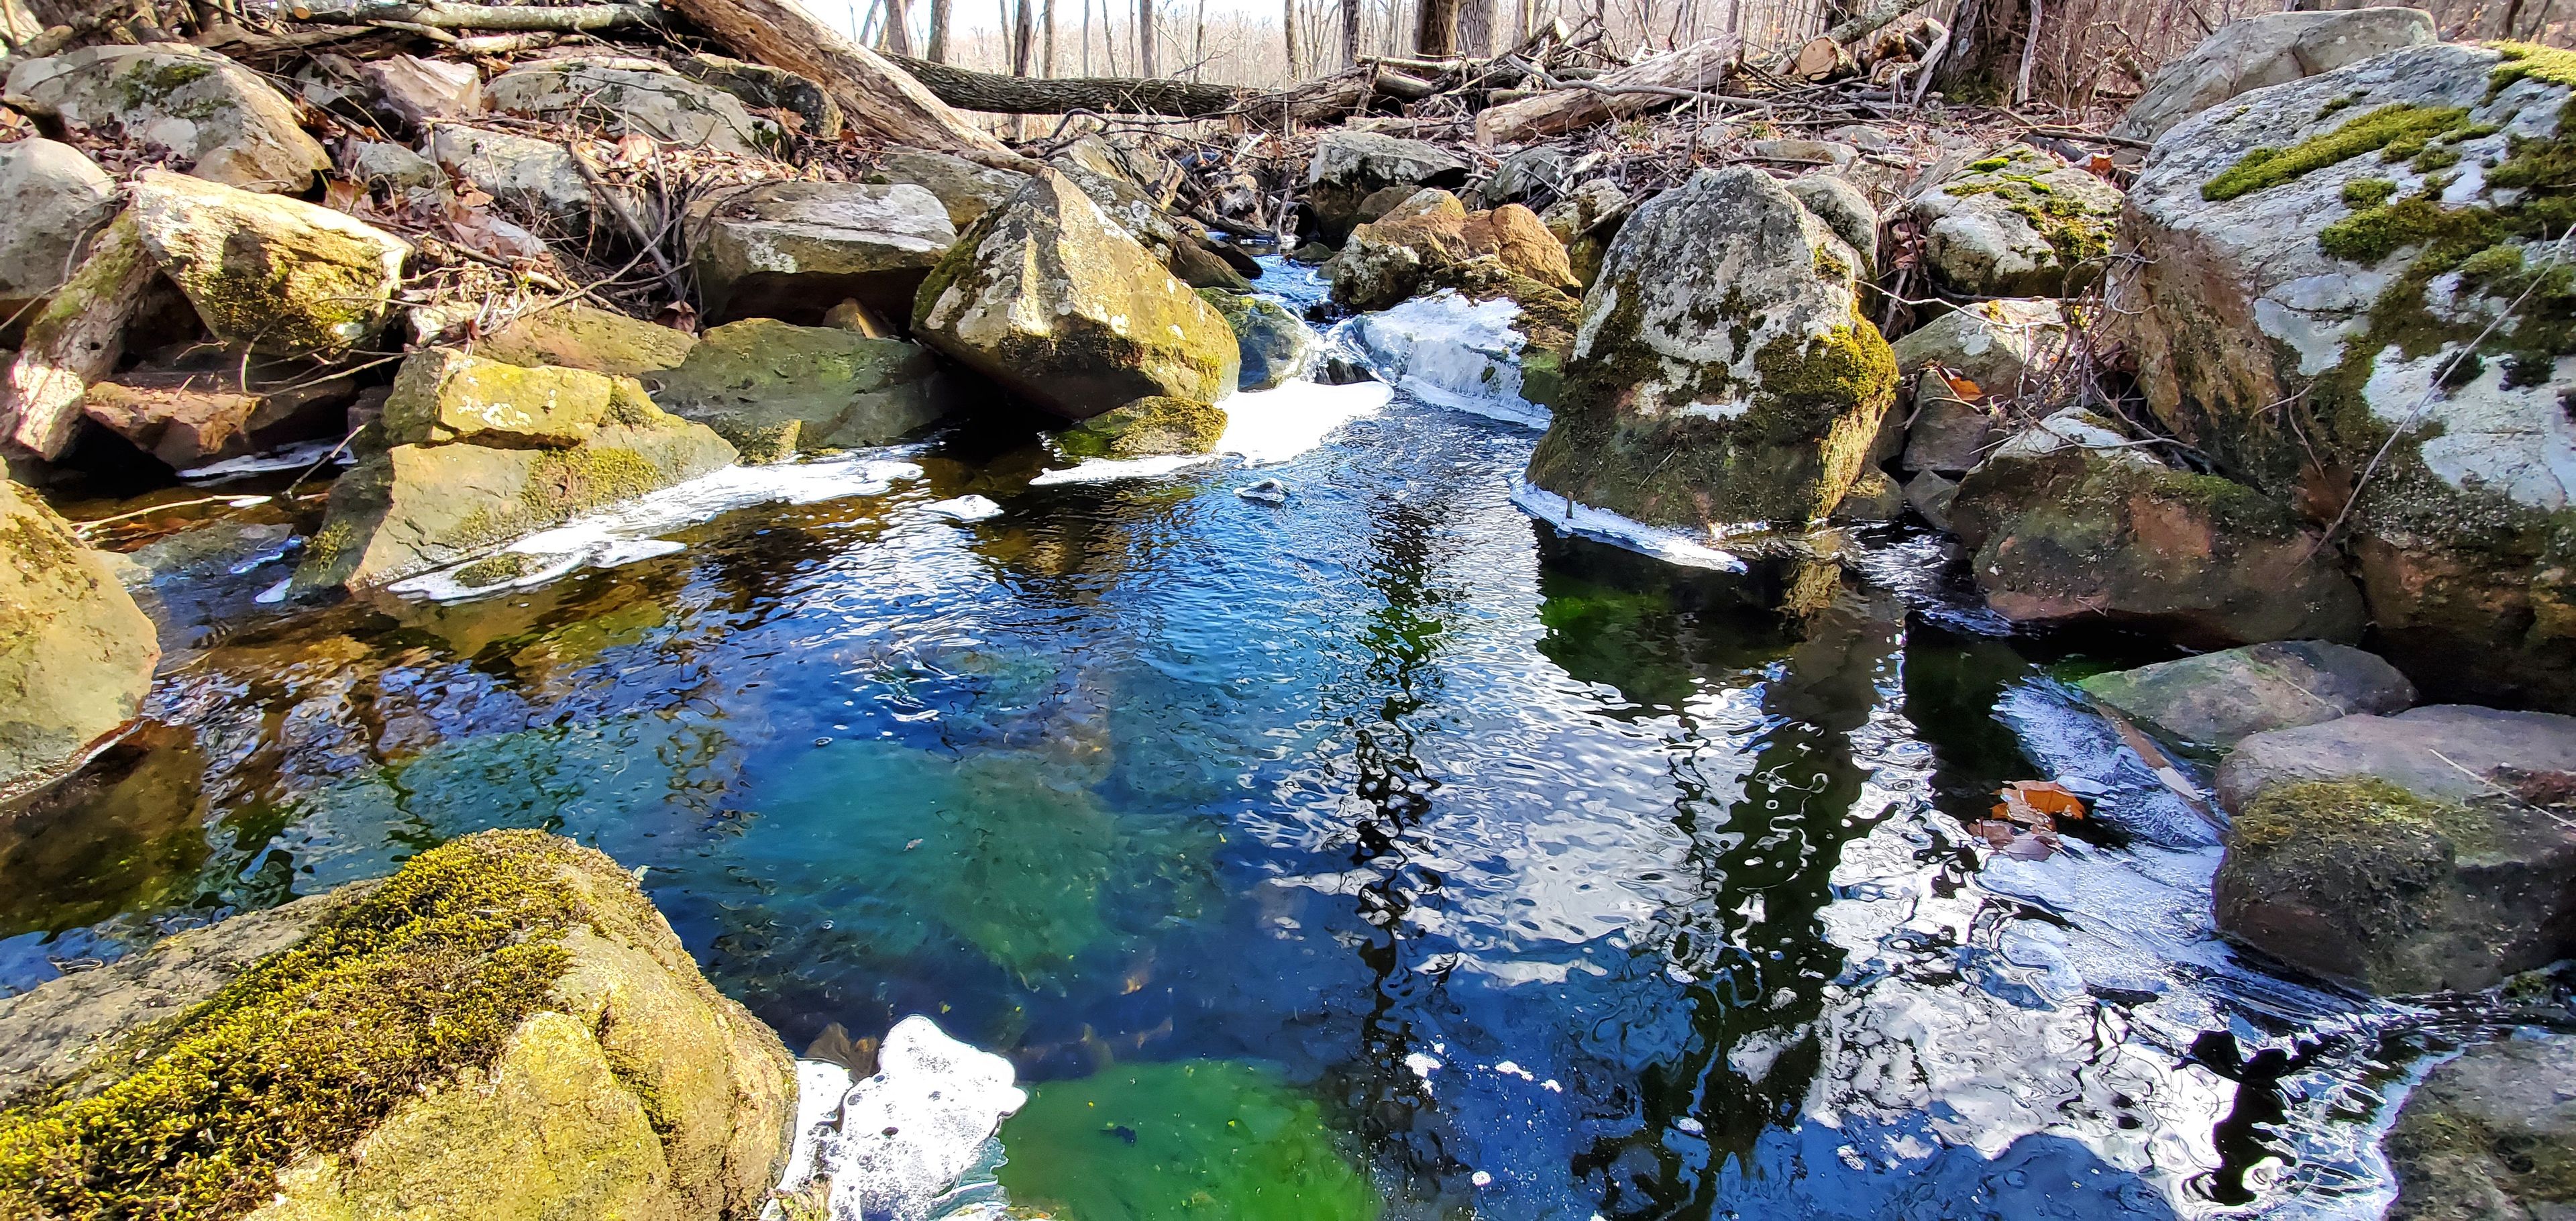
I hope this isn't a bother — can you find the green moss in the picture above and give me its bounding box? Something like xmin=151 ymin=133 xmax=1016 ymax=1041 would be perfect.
xmin=1966 ymin=155 xmax=2011 ymax=172
xmin=1057 ymin=396 xmax=1227 ymax=459
xmin=2342 ymin=177 xmax=2398 ymax=208
xmin=2489 ymin=41 xmax=2576 ymax=94
xmin=453 ymin=551 xmax=543 ymax=588
xmin=2319 ymin=93 xmax=2360 ymax=119
xmin=2233 ymin=778 xmax=2490 ymax=857
xmin=0 ymin=831 xmax=598 ymax=1220
xmin=2202 ymin=104 xmax=2470 ymax=201
xmin=2411 ymin=144 xmax=2463 ymax=172
xmin=2458 ymin=243 xmax=2528 ymax=281
xmin=1750 ymin=319 xmax=1898 ymax=418
xmin=2319 ymin=193 xmax=2504 ymax=264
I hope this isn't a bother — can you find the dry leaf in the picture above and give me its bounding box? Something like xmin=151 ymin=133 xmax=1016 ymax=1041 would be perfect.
xmin=322 ymin=177 xmax=365 ymax=215
xmin=1943 ymin=372 xmax=1984 ymax=402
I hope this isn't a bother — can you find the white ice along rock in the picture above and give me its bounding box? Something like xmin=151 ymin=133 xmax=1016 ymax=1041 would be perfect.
xmin=1026 ymin=379 xmax=1393 ymax=484
xmin=1334 ymin=290 xmax=1548 ymax=427
xmin=774 ymin=1015 xmax=1029 ymax=1221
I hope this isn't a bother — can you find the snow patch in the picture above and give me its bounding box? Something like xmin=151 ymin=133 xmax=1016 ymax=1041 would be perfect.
xmin=177 ymin=440 xmax=354 ymax=482
xmin=1507 ymin=478 xmax=1750 ymax=573
xmin=1336 ymin=290 xmax=1548 ymax=426
xmin=924 ymin=494 xmax=1004 ymax=522
xmin=1026 ymin=379 xmax=1390 ymax=484
xmin=770 ymin=1016 xmax=1028 ymax=1221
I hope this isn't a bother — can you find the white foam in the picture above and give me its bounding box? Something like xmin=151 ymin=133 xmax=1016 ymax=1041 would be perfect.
xmin=1336 ymin=291 xmax=1549 ymax=427
xmin=1029 ymin=454 xmax=1216 ymax=485
xmin=781 ymin=1016 xmax=1026 ymax=1221
xmin=178 ymin=440 xmax=353 ymax=481
xmin=779 ymin=1059 xmax=857 ymax=1191
xmin=924 ymin=494 xmax=1004 ymax=521
xmin=385 ymin=456 xmax=923 ymax=601
xmin=1508 ymin=478 xmax=1750 ymax=573
xmin=1026 ymin=379 xmax=1391 ymax=484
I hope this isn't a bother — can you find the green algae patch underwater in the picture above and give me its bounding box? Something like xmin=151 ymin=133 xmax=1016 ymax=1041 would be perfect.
xmin=996 ymin=1059 xmax=1381 ymax=1221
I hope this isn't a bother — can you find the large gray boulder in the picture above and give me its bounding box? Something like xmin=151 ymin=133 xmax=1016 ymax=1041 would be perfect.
xmin=678 ymin=52 xmax=841 ymax=140
xmin=1305 ymin=129 xmax=1471 ymax=242
xmin=2110 ymin=6 xmax=2437 ymax=144
xmin=644 ymin=319 xmax=955 ymax=460
xmin=1905 ymin=145 xmax=2121 ymax=297
xmin=2216 ymin=705 xmax=2576 ymax=812
xmin=911 ymin=170 xmax=1238 ymax=421
xmin=867 ymin=146 xmax=1029 ymax=229
xmin=2108 ymin=42 xmax=2576 ymax=712
xmin=685 ymin=180 xmax=957 ymax=325
xmin=2384 ymin=1033 xmax=2576 ymax=1221
xmin=483 ymin=56 xmax=782 ymax=157
xmin=1523 ymin=166 xmax=1898 ymax=529
xmin=1949 ymin=408 xmax=2365 ymax=645
xmin=0 ymin=480 xmax=158 ymax=792
xmin=428 ymin=125 xmax=603 ymax=233
xmin=0 ymin=139 xmax=115 ymax=321
xmin=3 ymin=44 xmax=327 ymax=193
xmin=130 ymin=170 xmax=409 ymax=358
xmin=1047 ymin=157 xmax=1250 ymax=291
xmin=2077 ymin=639 xmax=2415 ymax=749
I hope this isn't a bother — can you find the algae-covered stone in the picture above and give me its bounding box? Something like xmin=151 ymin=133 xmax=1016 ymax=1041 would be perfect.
xmin=0 ymin=139 xmax=115 ymax=321
xmin=1523 ymin=166 xmax=1898 ymax=529
xmin=869 ymin=145 xmax=1030 ymax=229
xmin=478 ymin=302 xmax=698 ymax=378
xmin=912 ymin=170 xmax=1238 ymax=421
xmin=292 ymin=411 xmax=735 ymax=594
xmin=1046 ymin=156 xmax=1249 ymax=291
xmin=2109 ymin=41 xmax=2576 ymax=711
xmin=686 ymin=180 xmax=957 ymax=325
xmin=1303 ymin=129 xmax=1470 ymax=242
xmin=0 ymin=480 xmax=158 ymax=792
xmin=2109 ymin=6 xmax=2436 ymax=144
xmin=484 ymin=56 xmax=782 ymax=157
xmin=380 ymin=347 xmax=662 ymax=449
xmin=1057 ymin=395 xmax=1226 ymax=459
xmin=129 ymin=169 xmax=409 ymax=357
xmin=1948 ymin=408 xmax=2364 ymax=645
xmin=0 ymin=829 xmax=795 ymax=1220
xmin=645 ymin=319 xmax=955 ymax=457
xmin=2384 ymin=1032 xmax=2576 ymax=1221
xmin=2078 ymin=639 xmax=2415 ymax=749
xmin=1197 ymin=288 xmax=1316 ymax=390
xmin=2 ymin=43 xmax=327 ymax=193
xmin=1906 ymin=145 xmax=2121 ymax=297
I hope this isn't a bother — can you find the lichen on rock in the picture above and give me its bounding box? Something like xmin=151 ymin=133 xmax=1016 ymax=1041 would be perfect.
xmin=1907 ymin=144 xmax=2121 ymax=297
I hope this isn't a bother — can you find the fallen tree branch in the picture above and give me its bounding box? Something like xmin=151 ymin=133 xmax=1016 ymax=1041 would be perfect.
xmin=884 ymin=54 xmax=1246 ymax=116
xmin=1472 ymin=35 xmax=1741 ymax=144
xmin=272 ymin=0 xmax=663 ymax=32
xmin=664 ymin=0 xmax=1012 ymax=155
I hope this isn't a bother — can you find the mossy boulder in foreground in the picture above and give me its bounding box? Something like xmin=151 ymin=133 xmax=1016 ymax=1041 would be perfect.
xmin=2383 ymin=1032 xmax=2576 ymax=1220
xmin=1523 ymin=166 xmax=1898 ymax=529
xmin=129 ymin=170 xmax=409 ymax=358
xmin=0 ymin=480 xmax=159 ymax=793
xmin=0 ymin=829 xmax=795 ymax=1220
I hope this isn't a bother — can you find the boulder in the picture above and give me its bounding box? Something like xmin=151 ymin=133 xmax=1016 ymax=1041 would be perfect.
xmin=2107 ymin=42 xmax=2576 ymax=711
xmin=2078 ymin=639 xmax=2416 ymax=749
xmin=1483 ymin=146 xmax=1571 ymax=206
xmin=1785 ymin=172 xmax=1879 ymax=274
xmin=359 ymin=53 xmax=480 ymax=127
xmin=686 ymin=180 xmax=957 ymax=325
xmin=1904 ymin=470 xmax=1960 ymax=531
xmin=0 ymin=830 xmax=795 ymax=1220
xmin=291 ymin=350 xmax=736 ymax=594
xmin=1831 ymin=468 xmax=1904 ymax=522
xmin=1890 ymin=299 xmax=2066 ymax=392
xmin=910 ymin=170 xmax=1238 ymax=421
xmin=2216 ymin=704 xmax=2576 ymax=812
xmin=1304 ymin=129 xmax=1471 ymax=242
xmin=1949 ymin=409 xmax=2365 ymax=645
xmin=1752 ymin=138 xmax=1860 ymax=169
xmin=1538 ymin=178 xmax=1632 ymax=288
xmin=341 ymin=140 xmax=444 ymax=195
xmin=483 ymin=56 xmax=782 ymax=157
xmin=867 ymin=146 xmax=1028 ymax=229
xmin=129 ymin=170 xmax=409 ymax=358
xmin=0 ymin=480 xmax=158 ymax=792
xmin=643 ymin=319 xmax=954 ymax=460
xmin=2 ymin=44 xmax=326 ymax=193
xmin=1898 ymin=373 xmax=2002 ymax=475
xmin=1905 ymin=145 xmax=2121 ymax=297
xmin=1522 ymin=166 xmax=1898 ymax=529
xmin=1197 ymin=289 xmax=1315 ymax=391
xmin=1327 ymin=189 xmax=1578 ymax=311
xmin=0 ymin=139 xmax=115 ymax=321
xmin=428 ymin=126 xmax=600 ymax=231
xmin=82 ymin=366 xmax=348 ymax=469
xmin=1057 ymin=395 xmax=1227 ymax=460
xmin=2108 ymin=6 xmax=2437 ymax=144
xmin=1046 ymin=157 xmax=1248 ymax=291
xmin=677 ymin=52 xmax=841 ymax=140
xmin=477 ymin=303 xmax=698 ymax=378
xmin=2383 ymin=1033 xmax=2576 ymax=1221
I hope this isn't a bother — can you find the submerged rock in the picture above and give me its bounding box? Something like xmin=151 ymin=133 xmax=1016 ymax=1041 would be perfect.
xmin=2384 ymin=1032 xmax=2576 ymax=1221
xmin=1949 ymin=408 xmax=2364 ymax=645
xmin=1303 ymin=129 xmax=1471 ymax=242
xmin=1197 ymin=289 xmax=1315 ymax=391
xmin=867 ymin=146 xmax=1030 ymax=229
xmin=645 ymin=319 xmax=954 ymax=459
xmin=478 ymin=302 xmax=698 ymax=378
xmin=1523 ymin=166 xmax=1898 ymax=529
xmin=1326 ymin=189 xmax=1577 ymax=311
xmin=1907 ymin=145 xmax=2121 ymax=297
xmin=2110 ymin=41 xmax=2576 ymax=711
xmin=0 ymin=480 xmax=158 ymax=792
xmin=2077 ymin=639 xmax=2416 ymax=749
xmin=484 ymin=56 xmax=782 ymax=157
xmin=911 ymin=170 xmax=1238 ymax=421
xmin=1057 ymin=394 xmax=1226 ymax=460
xmin=2109 ymin=6 xmax=2436 ymax=144
xmin=3 ymin=43 xmax=327 ymax=192
xmin=0 ymin=139 xmax=115 ymax=322
xmin=130 ymin=169 xmax=409 ymax=357
xmin=0 ymin=829 xmax=795 ymax=1219
xmin=686 ymin=180 xmax=957 ymax=325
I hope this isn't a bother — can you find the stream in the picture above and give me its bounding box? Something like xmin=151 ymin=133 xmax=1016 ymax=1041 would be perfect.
xmin=0 ymin=261 xmax=2505 ymax=1220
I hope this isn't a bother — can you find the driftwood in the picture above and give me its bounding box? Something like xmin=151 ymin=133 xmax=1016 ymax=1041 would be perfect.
xmin=274 ymin=0 xmax=662 ymax=30
xmin=1 ymin=211 xmax=154 ymax=462
xmin=664 ymin=0 xmax=1009 ymax=154
xmin=884 ymin=56 xmax=1245 ymax=116
xmin=1472 ymin=35 xmax=1739 ymax=145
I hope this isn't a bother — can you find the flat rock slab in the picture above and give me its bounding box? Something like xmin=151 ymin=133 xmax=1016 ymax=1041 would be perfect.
xmin=2384 ymin=1032 xmax=2576 ymax=1220
xmin=2080 ymin=640 xmax=2416 ymax=751
xmin=2217 ymin=704 xmax=2576 ymax=814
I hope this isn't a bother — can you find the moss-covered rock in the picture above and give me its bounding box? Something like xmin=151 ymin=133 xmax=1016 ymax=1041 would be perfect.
xmin=644 ymin=318 xmax=955 ymax=457
xmin=2110 ymin=41 xmax=2576 ymax=710
xmin=1 ymin=44 xmax=327 ymax=193
xmin=381 ymin=348 xmax=663 ymax=449
xmin=129 ymin=170 xmax=409 ymax=358
xmin=1889 ymin=299 xmax=2066 ymax=394
xmin=1523 ymin=166 xmax=1898 ymax=529
xmin=2384 ymin=1033 xmax=2576 ymax=1220
xmin=1197 ymin=288 xmax=1316 ymax=390
xmin=0 ymin=480 xmax=158 ymax=793
xmin=1538 ymin=179 xmax=1633 ymax=290
xmin=2110 ymin=7 xmax=2436 ymax=143
xmin=685 ymin=180 xmax=958 ymax=325
xmin=912 ymin=169 xmax=1238 ymax=421
xmin=1948 ymin=409 xmax=2365 ymax=645
xmin=1057 ymin=394 xmax=1227 ymax=459
xmin=867 ymin=146 xmax=1030 ymax=230
xmin=476 ymin=303 xmax=698 ymax=378
xmin=0 ymin=829 xmax=794 ymax=1220
xmin=1905 ymin=145 xmax=2121 ymax=297
xmin=2078 ymin=639 xmax=2415 ymax=749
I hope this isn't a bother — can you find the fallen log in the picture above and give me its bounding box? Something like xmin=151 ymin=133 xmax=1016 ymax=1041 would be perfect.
xmin=1472 ymin=35 xmax=1739 ymax=145
xmin=1 ymin=211 xmax=154 ymax=462
xmin=274 ymin=0 xmax=663 ymax=31
xmin=885 ymin=55 xmax=1246 ymax=116
xmin=664 ymin=0 xmax=1010 ymax=154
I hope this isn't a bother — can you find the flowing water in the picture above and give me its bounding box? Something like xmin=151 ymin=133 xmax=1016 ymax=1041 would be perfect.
xmin=1 ymin=262 xmax=2526 ymax=1220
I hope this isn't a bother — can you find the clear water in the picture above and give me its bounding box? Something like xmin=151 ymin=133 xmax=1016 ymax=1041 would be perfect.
xmin=0 ymin=263 xmax=2515 ymax=1220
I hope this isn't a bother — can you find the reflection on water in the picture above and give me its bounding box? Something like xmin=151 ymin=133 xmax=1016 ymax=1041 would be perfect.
xmin=5 ymin=287 xmax=2520 ymax=1219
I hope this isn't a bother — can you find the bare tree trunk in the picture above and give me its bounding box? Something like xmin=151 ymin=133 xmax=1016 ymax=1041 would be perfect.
xmin=1081 ymin=0 xmax=1093 ymax=72
xmin=882 ymin=0 xmax=912 ymax=52
xmin=928 ymin=0 xmax=950 ymax=61
xmin=1283 ymin=0 xmax=1301 ymax=76
xmin=1011 ymin=0 xmax=1034 ymax=73
xmin=1041 ymin=0 xmax=1055 ymax=74
xmin=1340 ymin=0 xmax=1358 ymax=64
xmin=1458 ymin=0 xmax=1489 ymax=54
xmin=1137 ymin=0 xmax=1155 ymax=74
xmin=1413 ymin=0 xmax=1454 ymax=54
xmin=1190 ymin=0 xmax=1204 ymax=80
